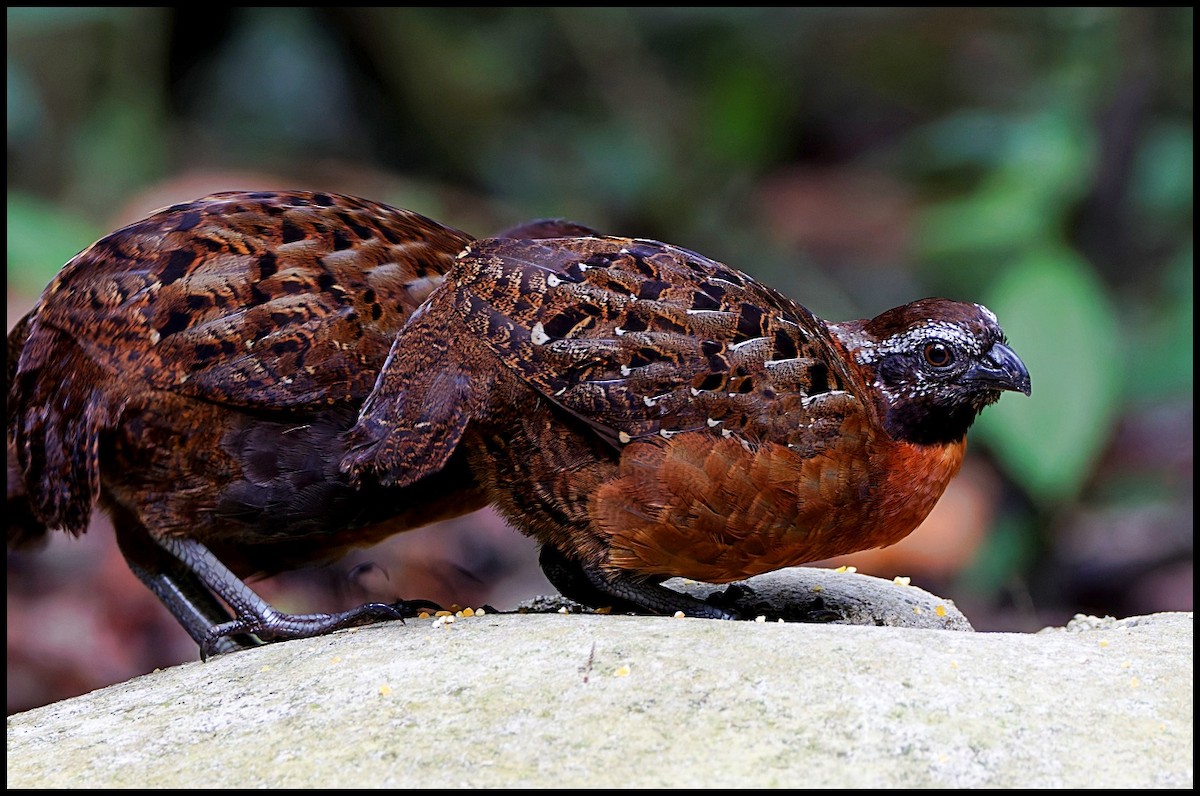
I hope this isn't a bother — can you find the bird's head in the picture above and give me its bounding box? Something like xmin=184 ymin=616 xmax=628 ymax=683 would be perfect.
xmin=832 ymin=299 xmax=1031 ymax=446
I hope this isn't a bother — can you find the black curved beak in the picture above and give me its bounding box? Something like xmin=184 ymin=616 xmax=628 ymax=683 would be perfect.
xmin=966 ymin=343 xmax=1031 ymax=396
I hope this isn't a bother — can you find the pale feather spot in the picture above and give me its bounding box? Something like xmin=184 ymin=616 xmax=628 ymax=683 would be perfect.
xmin=729 ymin=337 xmax=764 ymax=352
xmin=801 ymin=389 xmax=850 ymax=407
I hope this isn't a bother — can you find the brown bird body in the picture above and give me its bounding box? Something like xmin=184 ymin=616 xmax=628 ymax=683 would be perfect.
xmin=7 ymin=190 xmax=595 ymax=654
xmin=345 ymin=236 xmax=1030 ymax=617
xmin=9 ymin=191 xmax=1029 ymax=649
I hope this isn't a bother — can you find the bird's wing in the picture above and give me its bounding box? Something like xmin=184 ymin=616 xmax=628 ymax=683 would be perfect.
xmin=451 ymin=235 xmax=876 ymax=452
xmin=25 ymin=191 xmax=473 ymax=410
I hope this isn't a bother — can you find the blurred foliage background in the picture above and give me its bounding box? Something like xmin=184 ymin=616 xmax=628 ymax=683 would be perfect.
xmin=7 ymin=7 xmax=1192 ymax=713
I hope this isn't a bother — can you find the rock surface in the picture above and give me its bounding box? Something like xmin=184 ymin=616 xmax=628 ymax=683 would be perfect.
xmin=665 ymin=566 xmax=976 ymax=630
xmin=5 ymin=570 xmax=1193 ymax=788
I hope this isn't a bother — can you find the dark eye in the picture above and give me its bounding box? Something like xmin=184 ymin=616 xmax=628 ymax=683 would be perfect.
xmin=923 ymin=342 xmax=954 ymax=368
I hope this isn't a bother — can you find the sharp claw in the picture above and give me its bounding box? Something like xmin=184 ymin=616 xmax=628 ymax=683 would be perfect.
xmin=387 ymin=598 xmax=444 ymax=617
xmin=357 ymin=602 xmax=407 ymax=623
xmin=200 ymin=620 xmax=252 ymax=661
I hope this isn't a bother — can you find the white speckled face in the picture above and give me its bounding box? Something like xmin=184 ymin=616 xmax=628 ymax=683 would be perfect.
xmin=830 ymin=298 xmax=1024 ymax=444
xmin=854 ymin=319 xmax=992 ymax=404
xmin=868 ymin=321 xmax=984 ymax=362
xmin=852 ymin=320 xmax=983 ymax=367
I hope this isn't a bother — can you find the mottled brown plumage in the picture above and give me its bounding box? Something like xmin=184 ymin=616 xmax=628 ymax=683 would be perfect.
xmin=9 ymin=191 xmax=1029 ymax=649
xmin=6 ymin=191 xmax=598 ymax=655
xmin=346 ymin=236 xmax=1030 ymax=618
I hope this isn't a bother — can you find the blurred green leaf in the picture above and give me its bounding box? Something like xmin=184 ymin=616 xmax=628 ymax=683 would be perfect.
xmin=914 ymin=105 xmax=1101 ymax=302
xmin=905 ymin=110 xmax=1012 ymax=173
xmin=1130 ymin=242 xmax=1194 ymax=401
xmin=577 ymin=121 xmax=668 ymax=207
xmin=1006 ymin=109 xmax=1095 ymax=204
xmin=919 ymin=108 xmax=1095 ymax=268
xmin=6 ymin=59 xmax=44 ymax=143
xmin=919 ymin=182 xmax=1048 ymax=261
xmin=72 ymin=97 xmax=167 ymax=205
xmin=6 ymin=192 xmax=103 ymax=296
xmin=700 ymin=60 xmax=791 ymax=168
xmin=1131 ymin=121 xmax=1194 ymax=221
xmin=974 ymin=245 xmax=1121 ymax=504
